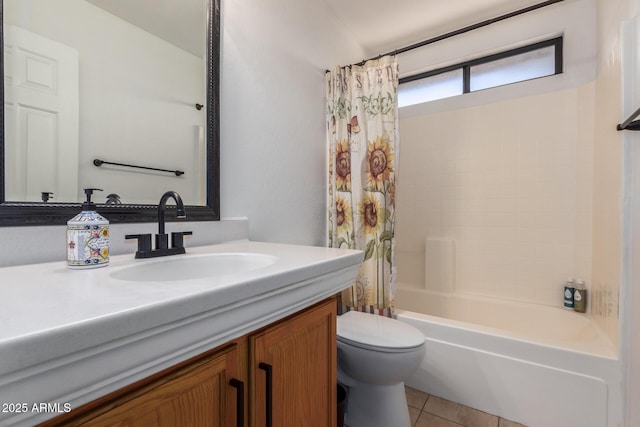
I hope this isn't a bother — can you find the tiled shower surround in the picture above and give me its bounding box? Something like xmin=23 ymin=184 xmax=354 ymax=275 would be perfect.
xmin=396 ymin=81 xmax=621 ymax=346
xmin=397 ymin=85 xmax=595 ymax=306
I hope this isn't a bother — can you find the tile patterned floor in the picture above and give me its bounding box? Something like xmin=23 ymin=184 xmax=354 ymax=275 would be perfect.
xmin=405 ymin=386 xmax=528 ymax=427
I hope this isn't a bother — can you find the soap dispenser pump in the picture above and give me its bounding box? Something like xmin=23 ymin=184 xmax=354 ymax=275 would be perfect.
xmin=67 ymin=188 xmax=110 ymax=269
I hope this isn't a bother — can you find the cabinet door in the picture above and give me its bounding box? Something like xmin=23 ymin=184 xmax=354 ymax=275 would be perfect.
xmin=40 ymin=344 xmax=243 ymax=427
xmin=251 ymin=298 xmax=337 ymax=427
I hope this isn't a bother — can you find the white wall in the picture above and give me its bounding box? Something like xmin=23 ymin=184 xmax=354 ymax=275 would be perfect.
xmin=4 ymin=0 xmax=205 ymax=205
xmin=219 ymin=0 xmax=365 ymax=246
xmin=625 ymin=53 xmax=640 ymax=427
xmin=602 ymin=0 xmax=640 ymax=425
xmin=0 ymin=219 xmax=249 ymax=268
xmin=626 ymin=64 xmax=640 ymax=427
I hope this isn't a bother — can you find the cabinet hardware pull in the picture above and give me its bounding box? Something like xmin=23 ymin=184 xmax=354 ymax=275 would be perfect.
xmin=258 ymin=362 xmax=273 ymax=427
xmin=229 ymin=378 xmax=244 ymax=427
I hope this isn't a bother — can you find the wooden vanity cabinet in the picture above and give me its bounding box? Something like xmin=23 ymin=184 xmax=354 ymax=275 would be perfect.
xmin=251 ymin=297 xmax=337 ymax=427
xmin=39 ymin=297 xmax=337 ymax=427
xmin=39 ymin=343 xmax=243 ymax=427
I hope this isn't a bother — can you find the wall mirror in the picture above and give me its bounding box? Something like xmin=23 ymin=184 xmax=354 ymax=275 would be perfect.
xmin=0 ymin=0 xmax=220 ymax=225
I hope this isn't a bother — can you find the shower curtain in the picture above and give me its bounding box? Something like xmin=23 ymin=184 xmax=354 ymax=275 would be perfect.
xmin=326 ymin=56 xmax=399 ymax=317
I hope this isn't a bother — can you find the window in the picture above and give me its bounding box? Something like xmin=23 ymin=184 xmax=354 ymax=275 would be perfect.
xmin=399 ymin=69 xmax=463 ymax=106
xmin=398 ymin=37 xmax=563 ymax=107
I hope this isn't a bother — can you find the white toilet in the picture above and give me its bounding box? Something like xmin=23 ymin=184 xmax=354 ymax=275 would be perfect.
xmin=337 ymin=311 xmax=426 ymax=427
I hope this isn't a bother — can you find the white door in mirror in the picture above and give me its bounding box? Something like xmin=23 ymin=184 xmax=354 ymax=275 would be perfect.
xmin=4 ymin=26 xmax=79 ymax=203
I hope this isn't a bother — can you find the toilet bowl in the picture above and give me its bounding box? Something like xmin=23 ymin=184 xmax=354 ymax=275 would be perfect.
xmin=337 ymin=311 xmax=426 ymax=427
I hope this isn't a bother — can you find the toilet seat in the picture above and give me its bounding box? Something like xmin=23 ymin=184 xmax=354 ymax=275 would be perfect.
xmin=337 ymin=311 xmax=425 ymax=353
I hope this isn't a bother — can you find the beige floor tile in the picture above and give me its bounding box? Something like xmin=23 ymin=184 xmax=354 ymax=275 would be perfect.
xmin=406 ymin=385 xmax=430 ymax=410
xmin=415 ymin=411 xmax=464 ymax=427
xmin=498 ymin=418 xmax=528 ymax=427
xmin=424 ymin=396 xmax=499 ymax=427
xmin=409 ymin=406 xmax=422 ymax=426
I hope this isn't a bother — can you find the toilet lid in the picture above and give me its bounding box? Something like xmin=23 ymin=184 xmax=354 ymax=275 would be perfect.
xmin=337 ymin=311 xmax=425 ymax=351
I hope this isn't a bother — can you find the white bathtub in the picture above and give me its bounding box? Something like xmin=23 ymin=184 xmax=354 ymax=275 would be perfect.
xmin=395 ymin=287 xmax=622 ymax=427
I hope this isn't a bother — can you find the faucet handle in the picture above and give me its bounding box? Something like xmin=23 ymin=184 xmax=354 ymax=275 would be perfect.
xmin=171 ymin=231 xmax=193 ymax=249
xmin=125 ymin=234 xmax=153 ymax=258
xmin=155 ymin=233 xmax=169 ymax=251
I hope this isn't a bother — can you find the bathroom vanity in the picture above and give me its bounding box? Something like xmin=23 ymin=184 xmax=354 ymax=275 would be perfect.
xmin=41 ymin=297 xmax=336 ymax=426
xmin=0 ymin=240 xmax=362 ymax=426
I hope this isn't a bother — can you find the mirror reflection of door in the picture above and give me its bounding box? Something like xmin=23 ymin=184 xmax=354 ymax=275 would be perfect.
xmin=4 ymin=26 xmax=79 ymax=203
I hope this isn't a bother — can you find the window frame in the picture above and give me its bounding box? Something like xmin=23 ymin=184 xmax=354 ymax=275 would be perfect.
xmin=399 ymin=36 xmax=563 ymax=97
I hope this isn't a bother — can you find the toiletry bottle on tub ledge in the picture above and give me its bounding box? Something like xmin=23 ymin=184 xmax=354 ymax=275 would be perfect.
xmin=563 ymin=277 xmax=575 ymax=309
xmin=574 ymin=278 xmax=587 ymax=313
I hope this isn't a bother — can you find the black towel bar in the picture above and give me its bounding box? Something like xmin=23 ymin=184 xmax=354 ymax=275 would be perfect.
xmin=617 ymin=106 xmax=640 ymax=131
xmin=93 ymin=159 xmax=184 ymax=176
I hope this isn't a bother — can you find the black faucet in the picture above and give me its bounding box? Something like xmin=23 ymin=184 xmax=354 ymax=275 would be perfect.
xmin=125 ymin=191 xmax=192 ymax=258
xmin=157 ymin=190 xmax=186 ymax=249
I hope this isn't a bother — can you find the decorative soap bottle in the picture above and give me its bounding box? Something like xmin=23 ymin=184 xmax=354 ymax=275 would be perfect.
xmin=67 ymin=188 xmax=109 ymax=269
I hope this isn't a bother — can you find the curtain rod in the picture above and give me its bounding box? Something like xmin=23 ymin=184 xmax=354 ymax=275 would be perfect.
xmin=327 ymin=0 xmax=565 ymax=71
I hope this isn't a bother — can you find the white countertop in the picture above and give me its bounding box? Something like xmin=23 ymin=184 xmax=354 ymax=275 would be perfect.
xmin=0 ymin=240 xmax=362 ymax=426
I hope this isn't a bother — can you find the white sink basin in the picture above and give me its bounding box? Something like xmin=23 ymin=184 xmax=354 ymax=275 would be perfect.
xmin=110 ymin=252 xmax=277 ymax=282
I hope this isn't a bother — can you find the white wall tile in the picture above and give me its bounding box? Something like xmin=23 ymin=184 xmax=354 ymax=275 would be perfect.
xmin=396 ymin=86 xmax=594 ymax=307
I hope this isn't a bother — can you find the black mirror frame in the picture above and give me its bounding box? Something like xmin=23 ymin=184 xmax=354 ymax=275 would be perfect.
xmin=0 ymin=0 xmax=220 ymax=226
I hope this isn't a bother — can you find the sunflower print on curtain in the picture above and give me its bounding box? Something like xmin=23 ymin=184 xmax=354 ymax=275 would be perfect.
xmin=326 ymin=56 xmax=399 ymax=317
